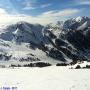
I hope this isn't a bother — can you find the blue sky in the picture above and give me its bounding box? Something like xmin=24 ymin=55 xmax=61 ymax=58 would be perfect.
xmin=0 ymin=0 xmax=90 ymax=24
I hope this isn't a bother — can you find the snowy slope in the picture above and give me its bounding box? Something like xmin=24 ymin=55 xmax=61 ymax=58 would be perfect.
xmin=0 ymin=66 xmax=90 ymax=90
xmin=77 ymin=20 xmax=90 ymax=30
xmin=0 ymin=39 xmax=61 ymax=66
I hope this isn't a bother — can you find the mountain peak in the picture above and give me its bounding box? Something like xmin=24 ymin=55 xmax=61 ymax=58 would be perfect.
xmin=63 ymin=16 xmax=90 ymax=30
xmin=75 ymin=16 xmax=90 ymax=22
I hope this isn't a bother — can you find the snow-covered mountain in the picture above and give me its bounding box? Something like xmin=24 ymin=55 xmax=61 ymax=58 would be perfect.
xmin=0 ymin=16 xmax=90 ymax=66
xmin=63 ymin=16 xmax=90 ymax=30
xmin=0 ymin=22 xmax=44 ymax=44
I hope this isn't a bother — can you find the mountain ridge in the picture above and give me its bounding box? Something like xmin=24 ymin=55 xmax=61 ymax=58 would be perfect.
xmin=0 ymin=16 xmax=90 ymax=66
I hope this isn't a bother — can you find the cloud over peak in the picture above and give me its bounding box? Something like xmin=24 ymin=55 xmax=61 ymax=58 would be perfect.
xmin=0 ymin=8 xmax=80 ymax=25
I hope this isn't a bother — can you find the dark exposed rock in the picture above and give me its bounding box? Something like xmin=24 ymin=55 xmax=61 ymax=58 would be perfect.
xmin=0 ymin=54 xmax=12 ymax=61
xmin=57 ymin=47 xmax=79 ymax=60
xmin=66 ymin=30 xmax=90 ymax=50
xmin=55 ymin=38 xmax=67 ymax=47
xmin=46 ymin=30 xmax=56 ymax=39
xmin=48 ymin=48 xmax=66 ymax=61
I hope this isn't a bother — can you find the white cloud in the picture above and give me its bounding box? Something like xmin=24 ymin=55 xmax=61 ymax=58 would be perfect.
xmin=74 ymin=0 xmax=90 ymax=5
xmin=23 ymin=6 xmax=36 ymax=10
xmin=23 ymin=3 xmax=52 ymax=10
xmin=0 ymin=8 xmax=7 ymax=15
xmin=80 ymin=1 xmax=90 ymax=5
xmin=41 ymin=4 xmax=52 ymax=8
xmin=33 ymin=9 xmax=80 ymax=24
xmin=0 ymin=8 xmax=80 ymax=25
xmin=40 ymin=9 xmax=79 ymax=17
xmin=22 ymin=2 xmax=36 ymax=10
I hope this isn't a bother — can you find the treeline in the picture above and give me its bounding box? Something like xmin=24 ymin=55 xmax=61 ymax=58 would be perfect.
xmin=10 ymin=62 xmax=52 ymax=68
